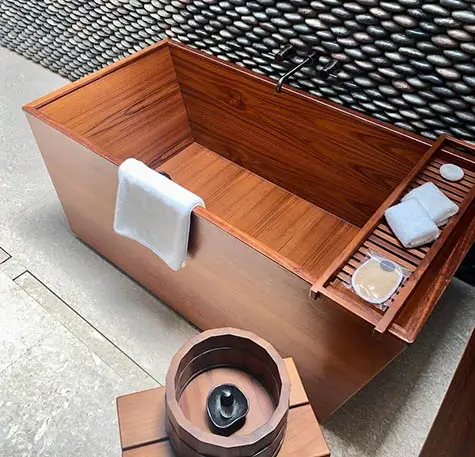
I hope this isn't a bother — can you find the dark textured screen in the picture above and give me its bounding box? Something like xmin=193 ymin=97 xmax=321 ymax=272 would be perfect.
xmin=1 ymin=0 xmax=475 ymax=140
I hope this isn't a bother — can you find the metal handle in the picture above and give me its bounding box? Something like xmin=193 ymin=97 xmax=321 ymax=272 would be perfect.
xmin=274 ymin=44 xmax=295 ymax=63
xmin=319 ymin=60 xmax=341 ymax=80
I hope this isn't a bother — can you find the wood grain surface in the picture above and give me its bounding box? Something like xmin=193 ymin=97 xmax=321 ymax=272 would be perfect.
xmin=117 ymin=386 xmax=167 ymax=450
xmin=419 ymin=327 xmax=475 ymax=457
xmin=120 ymin=407 xmax=331 ymax=457
xmin=169 ymin=42 xmax=428 ymax=227
xmin=40 ymin=45 xmax=193 ymax=167
xmin=165 ymin=328 xmax=291 ymax=457
xmin=311 ymin=137 xmax=447 ymax=296
xmin=312 ymin=136 xmax=475 ymax=339
xmin=159 ymin=142 xmax=358 ymax=282
xmin=25 ymin=114 xmax=405 ymax=419
xmin=279 ymin=405 xmax=330 ymax=457
xmin=117 ymin=358 xmax=307 ymax=451
xmin=178 ymin=368 xmax=275 ymax=436
xmin=395 ymin=201 xmax=475 ymax=342
xmin=117 ymin=357 xmax=330 ymax=457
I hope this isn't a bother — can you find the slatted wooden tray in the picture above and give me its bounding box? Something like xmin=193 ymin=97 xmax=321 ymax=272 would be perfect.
xmin=311 ymin=135 xmax=475 ymax=336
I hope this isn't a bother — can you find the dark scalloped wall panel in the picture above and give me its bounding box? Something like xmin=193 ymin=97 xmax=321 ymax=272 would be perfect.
xmin=1 ymin=0 xmax=475 ymax=140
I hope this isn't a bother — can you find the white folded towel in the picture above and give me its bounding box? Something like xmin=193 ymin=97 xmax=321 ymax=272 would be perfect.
xmin=402 ymin=182 xmax=459 ymax=227
xmin=113 ymin=158 xmax=205 ymax=271
xmin=385 ymin=199 xmax=440 ymax=248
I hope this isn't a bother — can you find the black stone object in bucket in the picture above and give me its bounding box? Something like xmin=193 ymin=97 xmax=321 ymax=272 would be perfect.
xmin=206 ymin=383 xmax=249 ymax=436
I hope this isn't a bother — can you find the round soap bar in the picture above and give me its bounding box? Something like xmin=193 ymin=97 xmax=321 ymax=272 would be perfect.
xmin=440 ymin=163 xmax=464 ymax=182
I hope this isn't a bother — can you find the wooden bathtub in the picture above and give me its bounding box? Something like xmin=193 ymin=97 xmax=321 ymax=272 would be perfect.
xmin=23 ymin=39 xmax=475 ymax=420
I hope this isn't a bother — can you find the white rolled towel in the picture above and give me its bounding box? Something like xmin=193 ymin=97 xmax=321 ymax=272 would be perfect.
xmin=402 ymin=182 xmax=459 ymax=226
xmin=385 ymin=199 xmax=440 ymax=248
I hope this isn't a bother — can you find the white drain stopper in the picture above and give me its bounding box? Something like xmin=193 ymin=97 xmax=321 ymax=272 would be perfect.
xmin=439 ymin=163 xmax=464 ymax=182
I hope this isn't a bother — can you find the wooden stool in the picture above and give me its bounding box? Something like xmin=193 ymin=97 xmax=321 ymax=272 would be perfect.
xmin=117 ymin=358 xmax=330 ymax=457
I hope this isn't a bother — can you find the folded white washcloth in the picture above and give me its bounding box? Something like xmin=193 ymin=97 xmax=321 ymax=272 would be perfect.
xmin=113 ymin=158 xmax=205 ymax=271
xmin=385 ymin=199 xmax=440 ymax=248
xmin=402 ymin=182 xmax=458 ymax=226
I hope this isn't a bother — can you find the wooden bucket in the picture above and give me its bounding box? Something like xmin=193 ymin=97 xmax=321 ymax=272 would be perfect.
xmin=165 ymin=328 xmax=291 ymax=457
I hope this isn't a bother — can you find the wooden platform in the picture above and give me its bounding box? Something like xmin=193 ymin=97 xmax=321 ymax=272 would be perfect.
xmin=117 ymin=358 xmax=330 ymax=457
xmin=159 ymin=142 xmax=358 ymax=282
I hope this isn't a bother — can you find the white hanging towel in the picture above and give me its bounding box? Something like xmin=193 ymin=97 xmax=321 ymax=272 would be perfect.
xmin=113 ymin=158 xmax=205 ymax=271
xmin=402 ymin=182 xmax=459 ymax=227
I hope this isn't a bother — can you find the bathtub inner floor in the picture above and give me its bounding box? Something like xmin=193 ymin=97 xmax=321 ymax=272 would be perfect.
xmin=158 ymin=142 xmax=359 ymax=282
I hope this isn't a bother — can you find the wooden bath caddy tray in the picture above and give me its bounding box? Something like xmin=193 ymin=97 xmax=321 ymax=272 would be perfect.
xmin=311 ymin=135 xmax=475 ymax=336
xmin=116 ymin=357 xmax=330 ymax=457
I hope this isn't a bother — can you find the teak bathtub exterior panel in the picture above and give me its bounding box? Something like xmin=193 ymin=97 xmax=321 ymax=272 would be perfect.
xmin=169 ymin=42 xmax=429 ymax=227
xmin=25 ymin=113 xmax=405 ymax=419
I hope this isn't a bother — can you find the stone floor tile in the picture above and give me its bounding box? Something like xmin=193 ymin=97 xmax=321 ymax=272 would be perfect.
xmin=15 ymin=271 xmax=158 ymax=391
xmin=0 ymin=271 xmax=55 ymax=372
xmin=0 ymin=325 xmax=129 ymax=457
xmin=0 ymin=257 xmax=27 ymax=280
xmin=0 ymin=247 xmax=10 ymax=264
